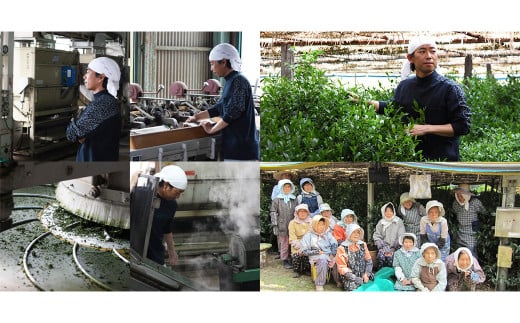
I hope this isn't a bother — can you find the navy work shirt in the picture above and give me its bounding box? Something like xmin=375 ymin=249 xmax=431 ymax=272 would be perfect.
xmin=207 ymin=70 xmax=259 ymax=160
xmin=147 ymin=197 xmax=177 ymax=266
xmin=378 ymin=71 xmax=471 ymax=161
xmin=66 ymin=90 xmax=121 ymax=161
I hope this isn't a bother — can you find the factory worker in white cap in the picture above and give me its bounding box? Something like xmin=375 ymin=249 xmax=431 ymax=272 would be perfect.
xmin=145 ymin=164 xmax=188 ymax=266
xmin=359 ymin=34 xmax=471 ymax=161
xmin=66 ymin=56 xmax=122 ymax=161
xmin=209 ymin=42 xmax=242 ymax=72
xmin=87 ymin=56 xmax=121 ymax=97
xmin=186 ymin=43 xmax=259 ymax=161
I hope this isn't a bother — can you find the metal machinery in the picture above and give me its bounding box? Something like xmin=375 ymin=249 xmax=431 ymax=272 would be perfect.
xmin=1 ymin=32 xmax=15 ymax=229
xmin=1 ymin=32 xmax=130 ymax=290
xmin=10 ymin=32 xmax=129 ymax=160
xmin=0 ymin=161 xmax=130 ymax=291
xmin=129 ymin=161 xmax=260 ymax=291
xmin=129 ymin=79 xmax=223 ymax=161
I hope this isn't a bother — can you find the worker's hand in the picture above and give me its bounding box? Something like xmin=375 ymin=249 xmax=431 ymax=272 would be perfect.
xmin=186 ymin=116 xmax=197 ymax=123
xmin=167 ymin=250 xmax=179 ymax=266
xmin=347 ymin=91 xmax=359 ymax=103
xmin=362 ymin=273 xmax=369 ymax=283
xmin=408 ymin=124 xmax=429 ymax=137
xmin=200 ymin=120 xmax=214 ymax=134
xmin=78 ymin=137 xmax=86 ymax=144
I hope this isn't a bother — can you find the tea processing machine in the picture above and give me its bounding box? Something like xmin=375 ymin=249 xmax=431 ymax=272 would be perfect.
xmin=129 ymin=80 xmax=223 ymax=161
xmin=129 ymin=161 xmax=260 ymax=291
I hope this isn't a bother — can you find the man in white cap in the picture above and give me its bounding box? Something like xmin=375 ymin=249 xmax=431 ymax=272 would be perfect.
xmin=186 ymin=43 xmax=259 ymax=160
xmin=364 ymin=35 xmax=471 ymax=161
xmin=66 ymin=56 xmax=122 ymax=161
xmin=146 ymin=164 xmax=187 ymax=266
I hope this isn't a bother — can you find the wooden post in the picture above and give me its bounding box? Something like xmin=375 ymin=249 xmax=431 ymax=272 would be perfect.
xmin=281 ymin=43 xmax=294 ymax=79
xmin=464 ymin=54 xmax=473 ymax=79
xmin=367 ymin=176 xmax=374 ymax=245
xmin=486 ymin=63 xmax=493 ymax=78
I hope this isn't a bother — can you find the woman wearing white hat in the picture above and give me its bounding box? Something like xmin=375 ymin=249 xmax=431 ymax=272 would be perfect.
xmin=420 ymin=200 xmax=451 ymax=261
xmin=359 ymin=35 xmax=471 ymax=161
xmin=66 ymin=56 xmax=122 ymax=161
xmin=452 ymin=184 xmax=489 ymax=257
xmin=186 ymin=43 xmax=259 ymax=160
xmin=288 ymin=204 xmax=312 ymax=277
xmin=445 ymin=246 xmax=486 ymax=291
xmin=410 ymin=242 xmax=447 ymax=291
xmin=318 ymin=203 xmax=337 ymax=230
xmin=397 ymin=192 xmax=426 ymax=245
xmin=270 ymin=179 xmax=297 ymax=268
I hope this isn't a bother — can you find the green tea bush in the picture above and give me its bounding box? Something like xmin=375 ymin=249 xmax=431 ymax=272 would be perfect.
xmin=261 ymin=50 xmax=520 ymax=161
xmin=461 ymin=75 xmax=520 ymax=161
xmin=261 ymin=50 xmax=421 ymax=161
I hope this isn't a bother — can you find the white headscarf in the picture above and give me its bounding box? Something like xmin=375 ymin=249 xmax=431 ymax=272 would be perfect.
xmin=453 ymin=247 xmax=474 ymax=272
xmin=88 ymin=57 xmax=121 ymax=98
xmin=400 ymin=35 xmax=439 ymax=81
xmin=380 ymin=202 xmax=398 ymax=230
xmin=209 ymin=43 xmax=242 ymax=72
xmin=454 ymin=184 xmax=474 ymax=211
xmin=407 ymin=36 xmax=437 ymax=55
xmin=276 ymin=179 xmax=296 ymax=203
xmin=456 ymin=192 xmax=472 ymax=211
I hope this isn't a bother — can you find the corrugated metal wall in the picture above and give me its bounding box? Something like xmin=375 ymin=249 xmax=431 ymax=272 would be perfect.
xmin=140 ymin=32 xmax=213 ymax=98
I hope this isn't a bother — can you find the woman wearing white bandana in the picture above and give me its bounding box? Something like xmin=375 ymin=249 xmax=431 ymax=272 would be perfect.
xmin=270 ymin=179 xmax=297 ymax=268
xmin=451 ymin=184 xmax=488 ymax=257
xmin=300 ymin=215 xmax=338 ymax=291
xmin=336 ymin=223 xmax=374 ymax=291
xmin=410 ymin=242 xmax=447 ymax=291
xmin=66 ymin=57 xmax=121 ymax=161
xmin=392 ymin=233 xmax=421 ymax=291
xmin=186 ymin=43 xmax=259 ymax=160
xmin=445 ymin=246 xmax=486 ymax=291
xmin=420 ymin=200 xmax=451 ymax=261
xmin=373 ymin=202 xmax=405 ymax=270
xmin=397 ymin=192 xmax=426 ymax=245
xmin=288 ymin=204 xmax=313 ymax=277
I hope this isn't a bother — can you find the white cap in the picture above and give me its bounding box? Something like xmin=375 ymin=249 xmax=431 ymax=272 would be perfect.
xmin=319 ymin=203 xmax=332 ymax=213
xmin=154 ymin=165 xmax=187 ymax=190
xmin=88 ymin=57 xmax=121 ymax=98
xmin=209 ymin=43 xmax=242 ymax=72
xmin=425 ymin=200 xmax=445 ymax=217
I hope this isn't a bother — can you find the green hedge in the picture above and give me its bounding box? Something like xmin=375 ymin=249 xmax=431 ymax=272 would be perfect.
xmin=260 ymin=50 xmax=520 ymax=161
